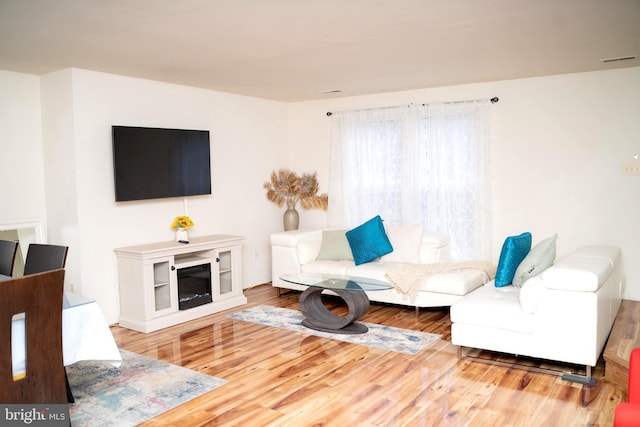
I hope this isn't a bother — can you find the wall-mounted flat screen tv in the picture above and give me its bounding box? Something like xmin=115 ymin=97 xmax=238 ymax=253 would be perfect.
xmin=112 ymin=126 xmax=211 ymax=202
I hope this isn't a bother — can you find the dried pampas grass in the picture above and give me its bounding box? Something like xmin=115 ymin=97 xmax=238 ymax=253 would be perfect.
xmin=263 ymin=169 xmax=328 ymax=211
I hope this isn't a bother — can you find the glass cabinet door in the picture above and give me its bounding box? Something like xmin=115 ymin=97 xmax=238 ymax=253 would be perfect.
xmin=217 ymin=249 xmax=233 ymax=296
xmin=150 ymin=257 xmax=177 ymax=316
xmin=153 ymin=261 xmax=171 ymax=311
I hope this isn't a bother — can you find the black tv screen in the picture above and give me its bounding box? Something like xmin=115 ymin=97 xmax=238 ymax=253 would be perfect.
xmin=112 ymin=126 xmax=212 ymax=202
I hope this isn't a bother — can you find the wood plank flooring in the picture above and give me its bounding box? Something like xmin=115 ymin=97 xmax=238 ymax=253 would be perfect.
xmin=110 ymin=285 xmax=624 ymax=426
xmin=603 ymin=299 xmax=640 ymax=393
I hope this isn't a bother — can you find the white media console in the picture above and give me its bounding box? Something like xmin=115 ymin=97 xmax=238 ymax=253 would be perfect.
xmin=114 ymin=234 xmax=246 ymax=333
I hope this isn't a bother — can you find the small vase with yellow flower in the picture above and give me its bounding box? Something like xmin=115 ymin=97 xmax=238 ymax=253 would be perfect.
xmin=171 ymin=215 xmax=194 ymax=243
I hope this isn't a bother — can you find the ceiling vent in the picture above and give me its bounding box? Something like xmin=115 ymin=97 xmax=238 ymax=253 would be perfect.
xmin=600 ymin=55 xmax=637 ymax=63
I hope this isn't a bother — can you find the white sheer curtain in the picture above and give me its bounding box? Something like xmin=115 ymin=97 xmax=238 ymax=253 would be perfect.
xmin=329 ymin=100 xmax=492 ymax=260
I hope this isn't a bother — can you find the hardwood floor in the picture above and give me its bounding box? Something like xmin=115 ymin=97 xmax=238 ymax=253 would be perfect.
xmin=110 ymin=284 xmax=623 ymax=426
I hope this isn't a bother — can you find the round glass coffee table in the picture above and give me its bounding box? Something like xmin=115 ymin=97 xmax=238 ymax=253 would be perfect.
xmin=280 ymin=273 xmax=392 ymax=334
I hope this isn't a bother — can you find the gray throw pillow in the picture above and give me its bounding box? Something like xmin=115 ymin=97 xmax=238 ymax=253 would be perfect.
xmin=316 ymin=230 xmax=354 ymax=261
xmin=512 ymin=234 xmax=558 ymax=287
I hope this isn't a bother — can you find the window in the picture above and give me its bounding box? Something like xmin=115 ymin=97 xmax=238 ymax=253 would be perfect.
xmin=329 ymin=101 xmax=492 ymax=260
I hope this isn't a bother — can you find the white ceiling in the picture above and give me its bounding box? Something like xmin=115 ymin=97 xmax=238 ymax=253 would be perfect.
xmin=0 ymin=0 xmax=638 ymax=102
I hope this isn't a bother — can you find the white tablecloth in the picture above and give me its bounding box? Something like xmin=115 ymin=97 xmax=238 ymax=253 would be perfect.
xmin=11 ymin=292 xmax=122 ymax=377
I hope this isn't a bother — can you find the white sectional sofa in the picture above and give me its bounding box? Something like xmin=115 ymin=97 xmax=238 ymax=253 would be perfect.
xmin=450 ymin=245 xmax=623 ymax=378
xmin=271 ymin=228 xmax=489 ymax=309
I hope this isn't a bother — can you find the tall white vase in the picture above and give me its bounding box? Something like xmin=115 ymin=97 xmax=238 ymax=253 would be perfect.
xmin=283 ymin=204 xmax=299 ymax=231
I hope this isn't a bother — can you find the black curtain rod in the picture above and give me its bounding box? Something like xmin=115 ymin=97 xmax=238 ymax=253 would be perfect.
xmin=326 ymin=97 xmax=499 ymax=116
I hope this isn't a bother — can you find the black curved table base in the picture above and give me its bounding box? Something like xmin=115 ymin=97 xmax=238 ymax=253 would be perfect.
xmin=299 ymin=286 xmax=370 ymax=334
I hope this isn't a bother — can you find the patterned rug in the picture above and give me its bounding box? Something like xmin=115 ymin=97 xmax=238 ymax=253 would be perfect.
xmin=228 ymin=305 xmax=441 ymax=354
xmin=66 ymin=349 xmax=226 ymax=427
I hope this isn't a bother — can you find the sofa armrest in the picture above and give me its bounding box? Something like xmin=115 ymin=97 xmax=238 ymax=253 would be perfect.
xmin=420 ymin=234 xmax=450 ymax=263
xmin=270 ymin=229 xmax=324 ymax=287
xmin=270 ymin=229 xmax=324 ymax=248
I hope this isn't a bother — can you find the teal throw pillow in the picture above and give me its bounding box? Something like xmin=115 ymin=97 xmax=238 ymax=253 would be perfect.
xmin=346 ymin=215 xmax=393 ymax=266
xmin=495 ymin=232 xmax=532 ymax=287
xmin=512 ymin=234 xmax=558 ymax=287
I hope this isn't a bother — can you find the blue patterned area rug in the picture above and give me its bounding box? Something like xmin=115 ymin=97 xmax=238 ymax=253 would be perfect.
xmin=228 ymin=305 xmax=441 ymax=355
xmin=66 ymin=349 xmax=226 ymax=427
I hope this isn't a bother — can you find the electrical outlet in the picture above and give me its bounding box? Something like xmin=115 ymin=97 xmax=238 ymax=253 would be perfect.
xmin=622 ymin=162 xmax=640 ymax=176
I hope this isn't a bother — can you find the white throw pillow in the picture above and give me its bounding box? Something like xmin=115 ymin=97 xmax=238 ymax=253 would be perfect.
xmin=381 ymin=224 xmax=424 ymax=264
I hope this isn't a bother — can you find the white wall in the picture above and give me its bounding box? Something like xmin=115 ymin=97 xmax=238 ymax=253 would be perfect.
xmin=3 ymin=65 xmax=639 ymax=326
xmin=38 ymin=69 xmax=289 ymax=323
xmin=287 ymin=67 xmax=640 ymax=300
xmin=0 ymin=71 xmax=46 ymax=223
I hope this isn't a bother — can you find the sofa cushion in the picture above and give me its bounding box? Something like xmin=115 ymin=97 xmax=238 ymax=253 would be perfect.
xmin=541 ymin=245 xmax=620 ymax=292
xmin=381 ymin=224 xmax=424 ymax=264
xmin=512 ymin=234 xmax=557 ymax=287
xmin=495 ymin=232 xmax=532 ymax=287
xmin=347 ymin=261 xmax=396 ymax=282
xmin=419 ymin=270 xmax=488 ymax=296
xmin=316 ymin=229 xmax=353 ymax=261
xmin=570 ymin=245 xmax=620 ymax=267
xmin=300 ymin=260 xmax=352 ymax=276
xmin=346 ymin=215 xmax=393 ymax=265
xmin=346 ymin=262 xmax=485 ymax=296
xmin=450 ymin=283 xmax=535 ymax=333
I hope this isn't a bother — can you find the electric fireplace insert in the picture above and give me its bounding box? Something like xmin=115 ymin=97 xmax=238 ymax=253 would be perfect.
xmin=177 ymin=263 xmax=212 ymax=310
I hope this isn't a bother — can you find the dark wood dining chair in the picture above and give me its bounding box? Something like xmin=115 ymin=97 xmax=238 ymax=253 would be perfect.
xmin=0 ymin=269 xmax=68 ymax=403
xmin=0 ymin=239 xmax=19 ymax=277
xmin=23 ymin=243 xmax=69 ymax=275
